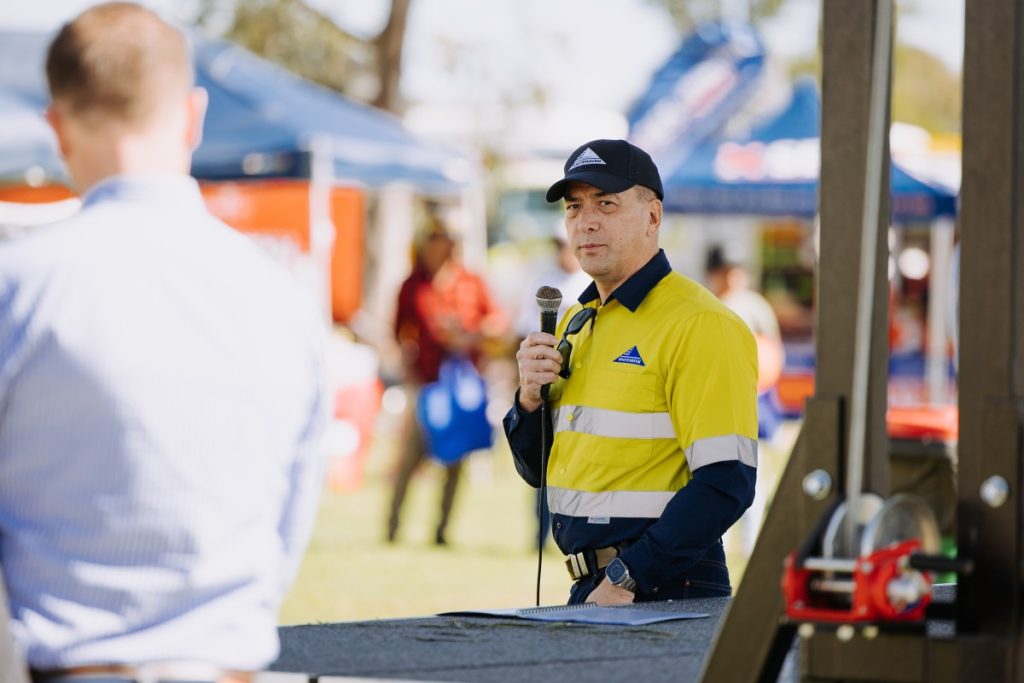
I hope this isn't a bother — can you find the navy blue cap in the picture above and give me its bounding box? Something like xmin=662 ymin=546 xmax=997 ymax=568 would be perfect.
xmin=546 ymin=139 xmax=664 ymax=203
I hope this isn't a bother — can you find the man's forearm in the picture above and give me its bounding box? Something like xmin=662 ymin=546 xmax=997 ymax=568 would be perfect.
xmin=618 ymin=461 xmax=756 ymax=593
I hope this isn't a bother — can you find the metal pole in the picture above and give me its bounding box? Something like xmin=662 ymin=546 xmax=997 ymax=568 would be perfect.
xmin=927 ymin=218 xmax=955 ymax=404
xmin=844 ymin=0 xmax=893 ymax=553
xmin=308 ymin=135 xmax=336 ymax=323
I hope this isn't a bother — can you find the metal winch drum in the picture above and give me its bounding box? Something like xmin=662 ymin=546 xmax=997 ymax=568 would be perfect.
xmin=782 ymin=492 xmax=942 ymax=623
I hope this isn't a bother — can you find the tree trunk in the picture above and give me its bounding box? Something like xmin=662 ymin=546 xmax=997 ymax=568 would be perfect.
xmin=373 ymin=0 xmax=412 ymax=113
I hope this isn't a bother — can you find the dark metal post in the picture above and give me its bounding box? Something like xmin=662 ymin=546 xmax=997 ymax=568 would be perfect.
xmin=698 ymin=398 xmax=842 ymax=682
xmin=699 ymin=3 xmax=892 ymax=680
xmin=956 ymin=0 xmax=1024 ymax=677
xmin=815 ymin=0 xmax=892 ymax=501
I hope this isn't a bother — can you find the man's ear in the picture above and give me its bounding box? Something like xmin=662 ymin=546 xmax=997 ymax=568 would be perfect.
xmin=648 ymin=199 xmax=663 ymax=236
xmin=185 ymin=87 xmax=208 ymax=151
xmin=45 ymin=106 xmax=71 ymax=158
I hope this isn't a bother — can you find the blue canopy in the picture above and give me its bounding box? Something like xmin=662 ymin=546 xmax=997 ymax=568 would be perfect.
xmin=0 ymin=30 xmax=470 ymax=194
xmin=628 ymin=22 xmax=766 ymax=177
xmin=630 ymin=23 xmax=958 ymax=222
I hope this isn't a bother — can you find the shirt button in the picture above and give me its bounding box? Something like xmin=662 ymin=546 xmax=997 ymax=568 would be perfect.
xmin=559 ymin=468 xmax=566 ymax=474
xmin=652 ymin=586 xmax=659 ymax=593
xmin=575 ymin=362 xmax=582 ymax=369
xmin=566 ymin=414 xmax=574 ymax=422
xmin=556 ymin=522 xmax=562 ymax=529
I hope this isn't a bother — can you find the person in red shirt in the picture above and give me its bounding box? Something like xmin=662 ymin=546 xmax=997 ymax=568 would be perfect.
xmin=388 ymin=226 xmax=504 ymax=545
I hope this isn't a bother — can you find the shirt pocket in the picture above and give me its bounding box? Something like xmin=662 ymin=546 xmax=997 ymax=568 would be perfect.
xmin=579 ymin=365 xmax=658 ymax=412
xmin=568 ymin=367 xmax=660 ymax=469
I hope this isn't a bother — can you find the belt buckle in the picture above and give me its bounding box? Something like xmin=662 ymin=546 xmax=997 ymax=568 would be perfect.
xmin=565 ymin=551 xmax=591 ymax=580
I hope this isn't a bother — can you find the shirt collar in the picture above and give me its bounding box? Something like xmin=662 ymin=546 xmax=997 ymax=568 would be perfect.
xmin=82 ymin=174 xmax=205 ymax=210
xmin=578 ymin=249 xmax=672 ymax=312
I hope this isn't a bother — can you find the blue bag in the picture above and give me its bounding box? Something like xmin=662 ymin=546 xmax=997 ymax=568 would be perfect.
xmin=417 ymin=358 xmax=494 ymax=464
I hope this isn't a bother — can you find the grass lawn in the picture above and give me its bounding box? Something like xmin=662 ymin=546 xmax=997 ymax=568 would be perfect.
xmin=279 ymin=415 xmax=797 ymax=625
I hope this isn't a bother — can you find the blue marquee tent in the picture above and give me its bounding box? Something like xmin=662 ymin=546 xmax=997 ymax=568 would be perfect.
xmin=629 ymin=22 xmax=766 ymax=178
xmin=0 ymin=30 xmax=470 ymax=194
xmin=628 ymin=23 xmax=958 ymax=222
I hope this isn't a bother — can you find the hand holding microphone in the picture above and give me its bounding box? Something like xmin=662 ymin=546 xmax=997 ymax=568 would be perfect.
xmin=515 ymin=286 xmax=563 ymax=412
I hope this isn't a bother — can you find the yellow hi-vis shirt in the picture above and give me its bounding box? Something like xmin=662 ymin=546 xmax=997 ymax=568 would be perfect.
xmin=545 ymin=270 xmax=759 ymax=525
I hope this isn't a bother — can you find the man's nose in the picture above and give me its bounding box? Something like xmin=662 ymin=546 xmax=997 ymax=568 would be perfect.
xmin=579 ymin=204 xmax=601 ymax=230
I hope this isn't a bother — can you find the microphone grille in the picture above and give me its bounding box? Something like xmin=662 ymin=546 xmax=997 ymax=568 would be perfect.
xmin=536 ymin=286 xmax=563 ymax=312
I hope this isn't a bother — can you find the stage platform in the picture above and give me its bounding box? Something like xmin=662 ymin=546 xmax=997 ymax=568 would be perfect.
xmin=270 ymin=596 xmax=798 ymax=682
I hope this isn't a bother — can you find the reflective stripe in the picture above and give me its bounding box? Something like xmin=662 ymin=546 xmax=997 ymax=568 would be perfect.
xmin=547 ymin=486 xmax=676 ymax=519
xmin=685 ymin=434 xmax=758 ymax=471
xmin=553 ymin=405 xmax=676 ymax=440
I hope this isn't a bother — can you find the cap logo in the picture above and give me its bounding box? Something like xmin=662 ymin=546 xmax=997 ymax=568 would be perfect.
xmin=568 ymin=147 xmax=606 ymax=171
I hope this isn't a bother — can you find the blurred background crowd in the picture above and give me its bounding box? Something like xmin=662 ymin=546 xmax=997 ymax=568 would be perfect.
xmin=0 ymin=0 xmax=962 ymax=622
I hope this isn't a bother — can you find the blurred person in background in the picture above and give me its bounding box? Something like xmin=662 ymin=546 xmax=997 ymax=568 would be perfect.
xmin=388 ymin=223 xmax=505 ymax=546
xmin=705 ymin=243 xmax=782 ymax=357
xmin=705 ymin=244 xmax=786 ymax=556
xmin=0 ymin=3 xmax=327 ymax=678
xmin=506 ymin=139 xmax=757 ymax=606
xmin=704 ymin=243 xmax=785 ymax=411
xmin=514 ymin=233 xmax=592 ymax=340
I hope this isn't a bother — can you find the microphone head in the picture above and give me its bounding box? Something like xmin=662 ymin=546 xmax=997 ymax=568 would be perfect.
xmin=536 ymin=286 xmax=563 ymax=312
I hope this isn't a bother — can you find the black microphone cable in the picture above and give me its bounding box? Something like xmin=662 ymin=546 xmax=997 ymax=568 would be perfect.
xmin=537 ymin=393 xmax=550 ymax=606
xmin=534 ymin=286 xmax=561 ymax=606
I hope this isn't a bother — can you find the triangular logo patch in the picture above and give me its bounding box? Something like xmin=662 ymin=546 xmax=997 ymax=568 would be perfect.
xmin=568 ymin=147 xmax=606 ymax=171
xmin=613 ymin=346 xmax=645 ymax=367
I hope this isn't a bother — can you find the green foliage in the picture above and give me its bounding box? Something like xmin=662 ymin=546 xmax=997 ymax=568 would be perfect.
xmin=278 ymin=417 xmax=795 ymax=623
xmin=892 ymin=44 xmax=961 ymax=135
xmin=197 ymin=0 xmax=378 ymax=102
xmin=785 ymin=44 xmax=961 ymax=137
xmin=646 ymin=0 xmax=788 ymax=32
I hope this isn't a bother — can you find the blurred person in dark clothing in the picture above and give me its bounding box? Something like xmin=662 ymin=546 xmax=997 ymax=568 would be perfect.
xmin=388 ymin=226 xmax=505 ymax=546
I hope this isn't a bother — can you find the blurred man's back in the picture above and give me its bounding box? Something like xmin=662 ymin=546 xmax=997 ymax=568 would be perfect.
xmin=0 ymin=2 xmax=327 ymax=674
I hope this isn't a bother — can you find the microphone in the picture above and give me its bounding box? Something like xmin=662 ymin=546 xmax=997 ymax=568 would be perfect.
xmin=536 ymin=286 xmax=562 ymax=400
xmin=536 ymin=286 xmax=562 ymax=336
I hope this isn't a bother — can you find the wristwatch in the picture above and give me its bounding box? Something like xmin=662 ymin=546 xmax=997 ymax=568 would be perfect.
xmin=604 ymin=557 xmax=638 ymax=593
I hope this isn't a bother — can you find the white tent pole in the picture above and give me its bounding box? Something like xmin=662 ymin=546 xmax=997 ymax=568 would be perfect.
xmin=927 ymin=216 xmax=955 ymax=403
xmin=308 ymin=134 xmax=336 ymax=323
xmin=457 ymin=181 xmax=489 ymax=273
xmin=367 ymin=184 xmax=417 ymax=355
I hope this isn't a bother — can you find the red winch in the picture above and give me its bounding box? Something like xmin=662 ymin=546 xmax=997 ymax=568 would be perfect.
xmin=781 ymin=493 xmax=940 ymax=624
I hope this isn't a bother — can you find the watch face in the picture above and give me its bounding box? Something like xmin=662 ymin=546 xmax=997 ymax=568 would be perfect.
xmin=606 ymin=558 xmax=625 ymax=583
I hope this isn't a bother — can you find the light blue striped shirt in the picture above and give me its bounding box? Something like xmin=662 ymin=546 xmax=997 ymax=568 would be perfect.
xmin=0 ymin=175 xmax=328 ymax=670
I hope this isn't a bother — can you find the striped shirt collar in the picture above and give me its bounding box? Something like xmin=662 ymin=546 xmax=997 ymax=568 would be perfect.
xmin=578 ymin=249 xmax=672 ymax=312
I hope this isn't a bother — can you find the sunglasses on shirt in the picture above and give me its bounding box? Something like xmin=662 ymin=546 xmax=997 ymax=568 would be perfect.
xmin=556 ymin=307 xmax=597 ymax=379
